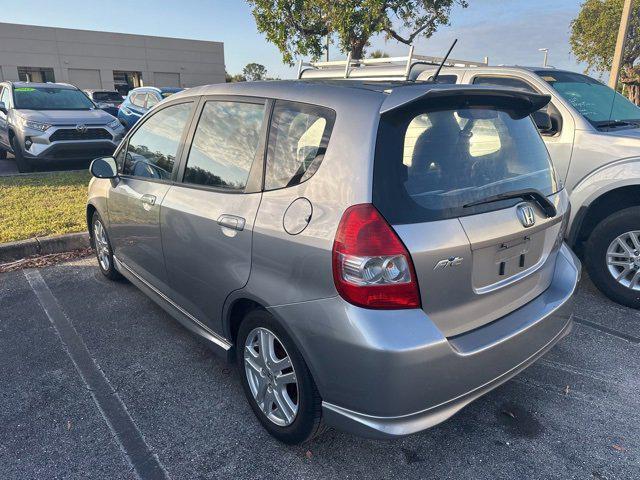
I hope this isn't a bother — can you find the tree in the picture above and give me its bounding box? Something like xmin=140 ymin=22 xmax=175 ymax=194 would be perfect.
xmin=243 ymin=63 xmax=268 ymax=81
xmin=247 ymin=0 xmax=468 ymax=64
xmin=371 ymin=49 xmax=390 ymax=58
xmin=570 ymin=0 xmax=640 ymax=74
xmin=225 ymin=70 xmax=247 ymax=82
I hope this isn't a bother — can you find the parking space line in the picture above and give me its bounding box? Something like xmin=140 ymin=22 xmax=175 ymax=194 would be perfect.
xmin=573 ymin=316 xmax=640 ymax=344
xmin=24 ymin=268 xmax=170 ymax=480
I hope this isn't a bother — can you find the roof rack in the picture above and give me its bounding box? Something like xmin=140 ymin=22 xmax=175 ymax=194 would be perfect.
xmin=297 ymin=45 xmax=488 ymax=80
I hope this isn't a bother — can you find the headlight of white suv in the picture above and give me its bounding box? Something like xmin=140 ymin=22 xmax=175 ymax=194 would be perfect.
xmin=107 ymin=119 xmax=121 ymax=129
xmin=20 ymin=118 xmax=52 ymax=132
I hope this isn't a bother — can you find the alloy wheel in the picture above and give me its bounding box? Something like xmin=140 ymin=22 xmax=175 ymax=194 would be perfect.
xmin=93 ymin=220 xmax=111 ymax=271
xmin=243 ymin=327 xmax=298 ymax=427
xmin=606 ymin=230 xmax=640 ymax=291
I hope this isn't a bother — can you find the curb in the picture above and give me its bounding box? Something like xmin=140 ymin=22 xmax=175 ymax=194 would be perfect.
xmin=0 ymin=232 xmax=91 ymax=262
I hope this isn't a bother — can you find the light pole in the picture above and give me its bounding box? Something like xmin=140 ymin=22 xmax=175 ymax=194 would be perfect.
xmin=539 ymin=48 xmax=549 ymax=67
xmin=609 ymin=0 xmax=634 ymax=89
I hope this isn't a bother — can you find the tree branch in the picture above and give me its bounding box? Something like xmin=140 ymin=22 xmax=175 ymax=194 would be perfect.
xmin=385 ymin=21 xmax=432 ymax=45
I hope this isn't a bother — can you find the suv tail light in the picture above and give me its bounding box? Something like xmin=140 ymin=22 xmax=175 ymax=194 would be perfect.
xmin=332 ymin=204 xmax=421 ymax=309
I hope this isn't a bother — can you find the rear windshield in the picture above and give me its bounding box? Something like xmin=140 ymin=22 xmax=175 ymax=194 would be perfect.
xmin=14 ymin=86 xmax=95 ymax=110
xmin=374 ymin=105 xmax=559 ymax=224
xmin=93 ymin=91 xmax=122 ymax=102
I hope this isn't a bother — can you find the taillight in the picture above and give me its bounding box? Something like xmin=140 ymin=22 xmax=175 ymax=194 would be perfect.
xmin=332 ymin=204 xmax=421 ymax=309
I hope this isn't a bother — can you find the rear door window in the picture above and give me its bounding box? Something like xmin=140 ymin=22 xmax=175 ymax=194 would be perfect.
xmin=264 ymin=101 xmax=335 ymax=190
xmin=122 ymin=102 xmax=193 ymax=179
xmin=146 ymin=93 xmax=160 ymax=108
xmin=425 ymin=74 xmax=458 ymax=84
xmin=472 ymin=76 xmax=537 ymax=93
xmin=374 ymin=105 xmax=559 ymax=224
xmin=131 ymin=93 xmax=145 ymax=107
xmin=182 ymin=100 xmax=266 ymax=190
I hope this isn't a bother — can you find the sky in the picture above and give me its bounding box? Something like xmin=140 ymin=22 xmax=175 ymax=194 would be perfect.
xmin=0 ymin=0 xmax=588 ymax=79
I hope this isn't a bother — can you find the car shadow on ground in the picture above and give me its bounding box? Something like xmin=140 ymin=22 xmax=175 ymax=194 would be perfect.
xmin=1 ymin=258 xmax=638 ymax=480
xmin=0 ymin=153 xmax=91 ymax=176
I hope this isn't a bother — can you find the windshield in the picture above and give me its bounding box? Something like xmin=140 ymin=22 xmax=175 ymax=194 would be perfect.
xmin=537 ymin=71 xmax=640 ymax=128
xmin=374 ymin=106 xmax=559 ymax=224
xmin=14 ymin=86 xmax=95 ymax=110
xmin=92 ymin=91 xmax=123 ymax=102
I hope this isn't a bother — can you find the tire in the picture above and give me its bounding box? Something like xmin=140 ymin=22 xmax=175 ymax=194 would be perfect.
xmin=10 ymin=135 xmax=33 ymax=173
xmin=236 ymin=309 xmax=324 ymax=444
xmin=91 ymin=211 xmax=123 ymax=281
xmin=585 ymin=206 xmax=640 ymax=309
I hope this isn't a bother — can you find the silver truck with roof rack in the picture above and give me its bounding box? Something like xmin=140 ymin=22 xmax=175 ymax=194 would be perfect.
xmin=300 ymin=48 xmax=640 ymax=309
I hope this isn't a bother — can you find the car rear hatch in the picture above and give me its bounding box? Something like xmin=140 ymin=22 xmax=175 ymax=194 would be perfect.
xmin=373 ymin=86 xmax=568 ymax=337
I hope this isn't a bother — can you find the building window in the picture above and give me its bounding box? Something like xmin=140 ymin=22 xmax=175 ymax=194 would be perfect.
xmin=17 ymin=67 xmax=55 ymax=83
xmin=113 ymin=71 xmax=143 ymax=96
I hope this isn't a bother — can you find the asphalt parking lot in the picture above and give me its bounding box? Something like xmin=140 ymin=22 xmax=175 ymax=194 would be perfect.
xmin=1 ymin=256 xmax=638 ymax=480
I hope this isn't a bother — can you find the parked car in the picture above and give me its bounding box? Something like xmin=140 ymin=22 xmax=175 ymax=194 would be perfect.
xmin=117 ymin=86 xmax=183 ymax=129
xmin=84 ymin=89 xmax=124 ymax=117
xmin=0 ymin=81 xmax=125 ymax=172
xmin=87 ymin=80 xmax=579 ymax=443
xmin=301 ymin=56 xmax=640 ymax=309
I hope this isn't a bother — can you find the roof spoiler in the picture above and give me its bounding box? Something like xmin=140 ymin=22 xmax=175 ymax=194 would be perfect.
xmin=380 ymin=86 xmax=551 ymax=119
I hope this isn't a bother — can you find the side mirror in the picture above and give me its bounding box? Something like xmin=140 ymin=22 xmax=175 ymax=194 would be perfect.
xmin=0 ymin=101 xmax=7 ymax=114
xmin=90 ymin=156 xmax=118 ymax=179
xmin=532 ymin=110 xmax=553 ymax=134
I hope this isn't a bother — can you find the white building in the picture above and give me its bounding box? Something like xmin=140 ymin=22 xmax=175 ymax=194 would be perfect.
xmin=0 ymin=22 xmax=225 ymax=94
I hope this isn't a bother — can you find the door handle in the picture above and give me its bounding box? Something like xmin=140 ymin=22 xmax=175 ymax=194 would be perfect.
xmin=140 ymin=194 xmax=156 ymax=207
xmin=217 ymin=214 xmax=245 ymax=231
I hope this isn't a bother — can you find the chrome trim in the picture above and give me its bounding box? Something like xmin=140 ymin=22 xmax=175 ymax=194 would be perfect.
xmin=474 ymin=252 xmax=549 ymax=295
xmin=114 ymin=256 xmax=232 ymax=351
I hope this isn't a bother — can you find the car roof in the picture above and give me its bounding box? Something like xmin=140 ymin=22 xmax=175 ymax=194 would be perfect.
xmin=128 ymin=86 xmax=183 ymax=94
xmin=9 ymin=81 xmax=77 ymax=90
xmin=85 ymin=89 xmax=119 ymax=93
xmin=434 ymin=65 xmax=579 ymax=76
xmin=129 ymin=87 xmax=161 ymax=94
xmin=170 ymin=79 xmax=547 ymax=116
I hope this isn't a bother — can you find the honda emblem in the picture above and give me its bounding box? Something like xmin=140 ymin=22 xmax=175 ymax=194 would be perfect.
xmin=517 ymin=204 xmax=536 ymax=228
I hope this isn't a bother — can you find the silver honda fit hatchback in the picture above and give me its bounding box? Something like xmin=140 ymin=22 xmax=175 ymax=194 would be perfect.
xmin=87 ymin=80 xmax=580 ymax=444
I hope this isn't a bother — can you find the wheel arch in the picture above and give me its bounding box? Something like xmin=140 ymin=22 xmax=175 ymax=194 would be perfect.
xmin=222 ymin=293 xmax=319 ymax=380
xmin=225 ymin=297 xmax=266 ymax=348
xmin=86 ymin=203 xmax=97 ymax=247
xmin=570 ymin=184 xmax=640 ymax=254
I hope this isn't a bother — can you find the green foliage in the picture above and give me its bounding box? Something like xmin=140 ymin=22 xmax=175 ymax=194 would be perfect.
xmin=226 ymin=71 xmax=247 ymax=82
xmin=247 ymin=0 xmax=468 ymax=64
xmin=570 ymin=0 xmax=640 ymax=74
xmin=243 ymin=63 xmax=269 ymax=81
xmin=371 ymin=49 xmax=390 ymax=58
xmin=0 ymin=171 xmax=91 ymax=243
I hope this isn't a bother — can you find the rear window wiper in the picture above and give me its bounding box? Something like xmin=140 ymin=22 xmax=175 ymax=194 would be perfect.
xmin=463 ymin=188 xmax=557 ymax=218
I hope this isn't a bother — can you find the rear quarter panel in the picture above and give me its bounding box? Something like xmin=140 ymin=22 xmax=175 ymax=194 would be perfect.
xmin=242 ymin=93 xmax=383 ymax=307
xmin=87 ymin=177 xmax=112 ymax=229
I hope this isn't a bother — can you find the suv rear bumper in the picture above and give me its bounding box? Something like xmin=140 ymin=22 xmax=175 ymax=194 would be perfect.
xmin=268 ymin=243 xmax=580 ymax=439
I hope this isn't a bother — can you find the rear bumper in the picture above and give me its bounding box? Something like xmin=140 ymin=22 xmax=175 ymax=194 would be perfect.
xmin=268 ymin=243 xmax=580 ymax=439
